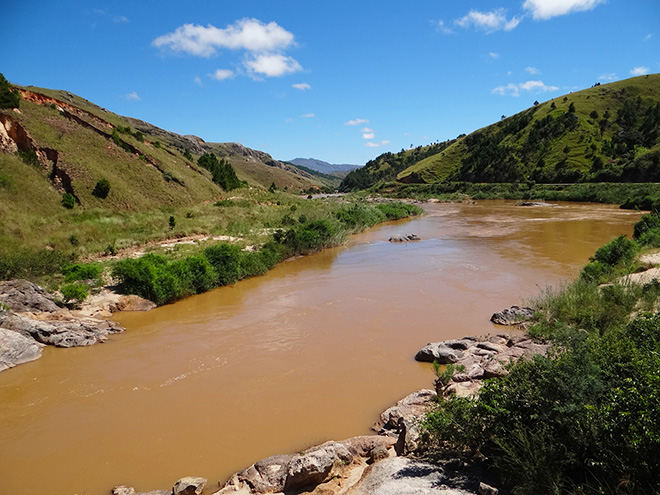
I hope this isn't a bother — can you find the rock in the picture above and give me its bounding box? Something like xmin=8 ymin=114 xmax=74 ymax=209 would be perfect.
xmin=0 ymin=311 xmax=124 ymax=347
xmin=230 ymin=454 xmax=294 ymax=493
xmin=482 ymin=359 xmax=508 ymax=378
xmin=388 ymin=234 xmax=420 ymax=243
xmin=342 ymin=435 xmax=396 ymax=457
xmin=369 ymin=445 xmax=390 ymax=463
xmin=0 ymin=328 xmax=43 ymax=372
xmin=111 ymin=487 xmax=136 ymax=495
xmin=346 ymin=457 xmax=473 ymax=495
xmin=0 ymin=280 xmax=59 ymax=313
xmin=618 ymin=267 xmax=660 ymax=286
xmin=374 ymin=389 xmax=437 ymax=431
xmin=517 ymin=201 xmax=554 ymax=207
xmin=415 ymin=343 xmax=464 ymax=364
xmin=285 ymin=441 xmax=354 ymax=491
xmin=490 ymin=305 xmax=535 ymax=325
xmin=478 ymin=482 xmax=499 ymax=495
xmin=172 ymin=477 xmax=206 ymax=495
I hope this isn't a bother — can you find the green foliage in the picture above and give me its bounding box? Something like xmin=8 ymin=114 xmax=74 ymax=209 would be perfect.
xmin=591 ymin=234 xmax=638 ymax=266
xmin=182 ymin=148 xmax=193 ymax=161
xmin=214 ymin=199 xmax=251 ymax=208
xmin=633 ymin=212 xmax=660 ymax=240
xmin=61 ymin=193 xmax=75 ymax=209
xmin=92 ymin=178 xmax=110 ymax=199
xmin=16 ymin=149 xmax=39 ymax=167
xmin=169 ymin=215 xmax=176 ymax=230
xmin=198 ymin=152 xmax=243 ymax=190
xmin=60 ymin=282 xmax=89 ymax=303
xmin=0 ymin=249 xmax=72 ymax=280
xmin=203 ymin=243 xmax=242 ymax=286
xmin=0 ymin=73 xmax=20 ymax=109
xmin=63 ymin=263 xmax=102 ymax=282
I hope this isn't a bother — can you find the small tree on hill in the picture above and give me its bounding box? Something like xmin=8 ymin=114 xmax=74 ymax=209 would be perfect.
xmin=0 ymin=73 xmax=20 ymax=109
xmin=92 ymin=178 xmax=110 ymax=199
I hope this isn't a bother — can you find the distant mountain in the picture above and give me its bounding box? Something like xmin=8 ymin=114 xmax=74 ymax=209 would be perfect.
xmin=289 ymin=158 xmax=360 ymax=175
xmin=340 ymin=74 xmax=660 ymax=191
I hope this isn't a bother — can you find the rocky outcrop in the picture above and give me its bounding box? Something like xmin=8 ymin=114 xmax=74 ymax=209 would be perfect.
xmin=345 ymin=456 xmax=477 ymax=495
xmin=0 ymin=279 xmax=60 ymax=313
xmin=389 ymin=234 xmax=420 ymax=242
xmin=0 ymin=280 xmax=126 ymax=372
xmin=0 ymin=311 xmax=123 ymax=347
xmin=214 ymin=436 xmax=396 ymax=495
xmin=0 ymin=328 xmax=43 ymax=371
xmin=490 ymin=305 xmax=535 ymax=325
xmin=172 ymin=477 xmax=207 ymax=495
xmin=415 ymin=334 xmax=550 ymax=396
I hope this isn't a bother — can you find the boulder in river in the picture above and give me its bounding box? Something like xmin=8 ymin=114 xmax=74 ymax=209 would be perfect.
xmin=490 ymin=305 xmax=535 ymax=325
xmin=172 ymin=477 xmax=207 ymax=495
xmin=388 ymin=234 xmax=420 ymax=243
xmin=0 ymin=327 xmax=44 ymax=372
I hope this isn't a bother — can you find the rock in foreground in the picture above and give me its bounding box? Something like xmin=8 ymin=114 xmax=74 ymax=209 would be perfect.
xmin=0 ymin=327 xmax=44 ymax=371
xmin=489 ymin=305 xmax=534 ymax=325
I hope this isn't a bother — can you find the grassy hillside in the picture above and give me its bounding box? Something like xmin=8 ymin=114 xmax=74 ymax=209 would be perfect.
xmin=0 ymin=83 xmax=327 ymax=265
xmin=340 ymin=74 xmax=660 ymax=190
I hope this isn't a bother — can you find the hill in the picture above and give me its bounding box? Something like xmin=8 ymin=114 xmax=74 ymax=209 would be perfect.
xmin=0 ymin=82 xmax=326 ymax=259
xmin=340 ymin=74 xmax=660 ymax=190
xmin=289 ymin=157 xmax=360 ymax=176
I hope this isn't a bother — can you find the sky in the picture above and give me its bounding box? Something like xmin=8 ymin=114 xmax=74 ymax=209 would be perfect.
xmin=1 ymin=0 xmax=659 ymax=165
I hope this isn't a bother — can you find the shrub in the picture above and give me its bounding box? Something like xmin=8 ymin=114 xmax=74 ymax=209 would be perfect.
xmin=203 ymin=243 xmax=242 ymax=286
xmin=591 ymin=234 xmax=638 ymax=266
xmin=92 ymin=178 xmax=110 ymax=199
xmin=16 ymin=149 xmax=39 ymax=167
xmin=61 ymin=193 xmax=75 ymax=209
xmin=580 ymin=260 xmax=611 ymax=283
xmin=0 ymin=73 xmax=20 ymax=109
xmin=638 ymin=228 xmax=660 ymax=247
xmin=633 ymin=212 xmax=660 ymax=240
xmin=60 ymin=282 xmax=89 ymax=303
xmin=63 ymin=263 xmax=102 ymax=283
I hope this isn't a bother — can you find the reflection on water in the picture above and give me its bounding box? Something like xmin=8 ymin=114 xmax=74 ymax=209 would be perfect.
xmin=0 ymin=201 xmax=642 ymax=495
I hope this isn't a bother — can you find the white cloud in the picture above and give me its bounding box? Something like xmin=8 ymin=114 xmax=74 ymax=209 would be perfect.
xmin=301 ymin=113 xmax=315 ymax=118
xmin=194 ymin=76 xmax=202 ymax=86
xmin=362 ymin=132 xmax=375 ymax=139
xmin=522 ymin=0 xmax=605 ymax=20
xmin=436 ymin=20 xmax=454 ymax=34
xmin=489 ymin=52 xmax=500 ymax=59
xmin=599 ymin=72 xmax=617 ymax=81
xmin=645 ymin=34 xmax=653 ymax=41
xmin=525 ymin=66 xmax=541 ymax=75
xmin=114 ymin=15 xmax=129 ymax=23
xmin=125 ymin=91 xmax=140 ymax=101
xmin=344 ymin=118 xmax=369 ymax=126
xmin=455 ymin=9 xmax=521 ymax=33
xmin=630 ymin=66 xmax=650 ymax=76
xmin=362 ymin=127 xmax=373 ymax=133
xmin=292 ymin=82 xmax=311 ymax=90
xmin=365 ymin=140 xmax=390 ymax=148
xmin=492 ymin=80 xmax=559 ymax=97
xmin=153 ymin=18 xmax=295 ymax=57
xmin=245 ymin=54 xmax=302 ymax=78
xmin=210 ymin=69 xmax=235 ymax=80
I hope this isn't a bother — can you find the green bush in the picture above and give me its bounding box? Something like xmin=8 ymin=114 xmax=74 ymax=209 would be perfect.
xmin=61 ymin=193 xmax=75 ymax=209
xmin=633 ymin=212 xmax=660 ymax=240
xmin=591 ymin=234 xmax=638 ymax=266
xmin=203 ymin=243 xmax=242 ymax=286
xmin=0 ymin=249 xmax=72 ymax=280
xmin=579 ymin=260 xmax=611 ymax=283
xmin=92 ymin=178 xmax=110 ymax=199
xmin=63 ymin=263 xmax=102 ymax=283
xmin=60 ymin=282 xmax=89 ymax=303
xmin=0 ymin=73 xmax=20 ymax=109
xmin=638 ymin=228 xmax=660 ymax=247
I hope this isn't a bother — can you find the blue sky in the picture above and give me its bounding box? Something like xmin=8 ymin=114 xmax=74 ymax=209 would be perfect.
xmin=2 ymin=0 xmax=658 ymax=165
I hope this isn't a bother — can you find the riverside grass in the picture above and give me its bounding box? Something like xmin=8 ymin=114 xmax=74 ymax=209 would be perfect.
xmin=421 ymin=212 xmax=660 ymax=495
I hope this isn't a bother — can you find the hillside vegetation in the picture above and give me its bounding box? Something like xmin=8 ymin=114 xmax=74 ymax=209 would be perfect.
xmin=341 ymin=74 xmax=660 ymax=191
xmin=0 ymin=81 xmax=330 ymax=263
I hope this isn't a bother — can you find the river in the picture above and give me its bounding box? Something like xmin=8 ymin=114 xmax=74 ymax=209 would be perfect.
xmin=0 ymin=201 xmax=642 ymax=495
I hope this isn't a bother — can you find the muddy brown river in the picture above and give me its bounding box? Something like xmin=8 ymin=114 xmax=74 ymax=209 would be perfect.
xmin=0 ymin=201 xmax=642 ymax=495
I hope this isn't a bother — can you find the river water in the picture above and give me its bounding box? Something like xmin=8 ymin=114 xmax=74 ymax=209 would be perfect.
xmin=0 ymin=201 xmax=642 ymax=495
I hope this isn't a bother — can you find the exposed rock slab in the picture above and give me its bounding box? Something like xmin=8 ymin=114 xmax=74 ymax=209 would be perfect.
xmin=0 ymin=279 xmax=59 ymax=313
xmin=374 ymin=389 xmax=437 ymax=432
xmin=639 ymin=252 xmax=660 ymax=268
xmin=490 ymin=305 xmax=534 ymax=325
xmin=0 ymin=327 xmax=44 ymax=372
xmin=618 ymin=267 xmax=660 ymax=286
xmin=416 ymin=334 xmax=550 ymax=397
xmin=345 ymin=457 xmax=475 ymax=495
xmin=173 ymin=477 xmax=207 ymax=495
xmin=0 ymin=311 xmax=123 ymax=347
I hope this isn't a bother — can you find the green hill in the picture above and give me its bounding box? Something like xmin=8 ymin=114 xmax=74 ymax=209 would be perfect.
xmin=0 ymin=82 xmax=326 ymax=261
xmin=340 ymin=74 xmax=660 ymax=190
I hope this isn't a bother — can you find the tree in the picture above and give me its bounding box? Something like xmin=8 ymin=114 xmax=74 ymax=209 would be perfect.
xmin=0 ymin=73 xmax=20 ymax=109
xmin=568 ymin=102 xmax=576 ymax=113
xmin=61 ymin=193 xmax=75 ymax=209
xmin=169 ymin=216 xmax=176 ymax=230
xmin=198 ymin=152 xmax=242 ymax=190
xmin=92 ymin=178 xmax=110 ymax=199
